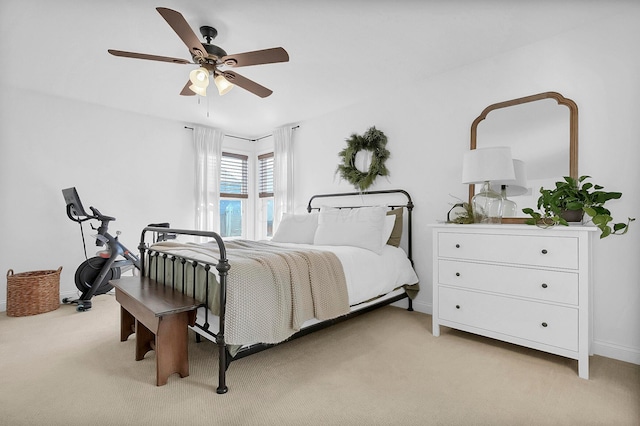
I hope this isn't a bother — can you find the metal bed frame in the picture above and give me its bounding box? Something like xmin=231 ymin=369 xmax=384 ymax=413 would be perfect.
xmin=137 ymin=189 xmax=415 ymax=394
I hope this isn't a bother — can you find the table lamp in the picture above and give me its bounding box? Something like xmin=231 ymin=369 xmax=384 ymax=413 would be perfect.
xmin=462 ymin=147 xmax=515 ymax=223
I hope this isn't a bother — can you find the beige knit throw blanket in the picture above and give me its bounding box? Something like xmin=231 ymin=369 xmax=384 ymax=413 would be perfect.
xmin=149 ymin=240 xmax=349 ymax=346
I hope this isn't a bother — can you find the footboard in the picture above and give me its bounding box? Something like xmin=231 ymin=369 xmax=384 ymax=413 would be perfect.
xmin=139 ymin=227 xmax=231 ymax=394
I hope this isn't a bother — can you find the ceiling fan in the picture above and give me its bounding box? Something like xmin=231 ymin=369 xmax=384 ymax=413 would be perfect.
xmin=108 ymin=7 xmax=289 ymax=98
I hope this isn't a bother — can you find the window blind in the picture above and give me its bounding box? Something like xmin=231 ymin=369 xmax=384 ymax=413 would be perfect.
xmin=220 ymin=152 xmax=248 ymax=199
xmin=258 ymin=152 xmax=274 ymax=198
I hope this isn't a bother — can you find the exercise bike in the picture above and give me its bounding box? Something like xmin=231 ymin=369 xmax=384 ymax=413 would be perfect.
xmin=62 ymin=187 xmax=173 ymax=312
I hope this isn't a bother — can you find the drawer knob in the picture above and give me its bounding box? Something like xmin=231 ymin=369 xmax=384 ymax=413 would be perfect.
xmin=455 ymin=272 xmax=460 ymax=277
xmin=455 ymin=244 xmax=460 ymax=249
xmin=541 ymin=283 xmax=548 ymax=289
xmin=455 ymin=305 xmax=461 ymax=309
xmin=541 ymin=322 xmax=548 ymax=328
xmin=541 ymin=249 xmax=548 ymax=254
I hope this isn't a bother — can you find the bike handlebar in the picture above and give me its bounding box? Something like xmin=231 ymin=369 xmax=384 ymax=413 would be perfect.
xmin=89 ymin=206 xmax=116 ymax=223
xmin=66 ymin=204 xmax=116 ymax=236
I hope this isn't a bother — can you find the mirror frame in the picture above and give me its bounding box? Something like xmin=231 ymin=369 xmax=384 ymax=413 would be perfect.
xmin=468 ymin=91 xmax=579 ymax=224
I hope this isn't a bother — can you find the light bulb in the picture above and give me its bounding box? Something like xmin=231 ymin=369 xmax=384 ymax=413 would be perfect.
xmin=189 ymin=68 xmax=209 ymax=88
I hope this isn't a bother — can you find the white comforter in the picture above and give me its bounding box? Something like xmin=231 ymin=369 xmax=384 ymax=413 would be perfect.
xmin=266 ymin=241 xmax=419 ymax=306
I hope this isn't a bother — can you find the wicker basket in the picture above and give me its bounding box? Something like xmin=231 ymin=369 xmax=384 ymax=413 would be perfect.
xmin=6 ymin=267 xmax=62 ymax=317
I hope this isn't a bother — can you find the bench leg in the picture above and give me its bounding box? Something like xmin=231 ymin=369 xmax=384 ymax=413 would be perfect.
xmin=135 ymin=320 xmax=155 ymax=362
xmin=120 ymin=307 xmax=136 ymax=342
xmin=155 ymin=311 xmax=191 ymax=386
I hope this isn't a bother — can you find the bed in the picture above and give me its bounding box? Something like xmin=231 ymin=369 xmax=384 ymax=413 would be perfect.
xmin=139 ymin=189 xmax=419 ymax=393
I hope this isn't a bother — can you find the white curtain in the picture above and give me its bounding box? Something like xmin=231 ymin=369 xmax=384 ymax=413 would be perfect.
xmin=193 ymin=126 xmax=224 ymax=232
xmin=273 ymin=126 xmax=294 ymax=228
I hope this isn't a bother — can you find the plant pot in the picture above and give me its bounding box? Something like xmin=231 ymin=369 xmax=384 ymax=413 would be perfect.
xmin=561 ymin=209 xmax=584 ymax=223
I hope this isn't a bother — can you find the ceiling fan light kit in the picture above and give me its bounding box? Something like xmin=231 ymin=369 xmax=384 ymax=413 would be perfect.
xmin=188 ymin=67 xmax=210 ymax=96
xmin=214 ymin=74 xmax=234 ymax=96
xmin=107 ymin=7 xmax=289 ymax=99
xmin=188 ymin=84 xmax=207 ymax=97
xmin=189 ymin=67 xmax=209 ymax=85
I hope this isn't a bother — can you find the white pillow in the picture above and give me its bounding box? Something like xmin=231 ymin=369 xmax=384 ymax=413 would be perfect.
xmin=271 ymin=213 xmax=319 ymax=244
xmin=314 ymin=205 xmax=387 ymax=254
xmin=382 ymin=214 xmax=395 ymax=246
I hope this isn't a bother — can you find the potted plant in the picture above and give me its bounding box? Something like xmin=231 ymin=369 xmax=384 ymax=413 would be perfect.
xmin=522 ymin=175 xmax=634 ymax=238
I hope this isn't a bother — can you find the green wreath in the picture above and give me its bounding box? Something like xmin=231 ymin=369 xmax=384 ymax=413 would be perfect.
xmin=336 ymin=126 xmax=390 ymax=191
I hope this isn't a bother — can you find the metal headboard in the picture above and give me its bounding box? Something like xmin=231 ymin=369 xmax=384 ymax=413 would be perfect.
xmin=306 ymin=189 xmax=414 ymax=263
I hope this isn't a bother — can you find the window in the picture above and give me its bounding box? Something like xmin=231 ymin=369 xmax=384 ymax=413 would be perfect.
xmin=258 ymin=153 xmax=274 ymax=198
xmin=220 ymin=152 xmax=248 ymax=238
xmin=258 ymin=152 xmax=274 ymax=237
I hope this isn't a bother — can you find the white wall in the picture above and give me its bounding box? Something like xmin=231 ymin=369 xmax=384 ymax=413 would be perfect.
xmin=291 ymin=11 xmax=640 ymax=364
xmin=0 ymin=87 xmax=195 ymax=305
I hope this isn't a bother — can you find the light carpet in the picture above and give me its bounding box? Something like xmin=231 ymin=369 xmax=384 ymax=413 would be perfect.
xmin=0 ymin=294 xmax=638 ymax=426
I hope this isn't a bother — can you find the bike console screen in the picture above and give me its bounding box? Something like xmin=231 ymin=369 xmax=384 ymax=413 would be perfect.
xmin=62 ymin=187 xmax=89 ymax=218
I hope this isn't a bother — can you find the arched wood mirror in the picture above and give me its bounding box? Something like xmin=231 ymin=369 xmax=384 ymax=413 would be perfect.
xmin=469 ymin=91 xmax=578 ymax=223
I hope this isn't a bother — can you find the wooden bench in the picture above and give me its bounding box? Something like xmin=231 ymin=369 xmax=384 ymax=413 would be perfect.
xmin=110 ymin=276 xmax=201 ymax=386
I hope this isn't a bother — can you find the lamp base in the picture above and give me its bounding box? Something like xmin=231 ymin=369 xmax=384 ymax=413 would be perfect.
xmin=501 ymin=186 xmax=518 ymax=218
xmin=501 ymin=198 xmax=518 ymax=218
xmin=472 ymin=182 xmax=504 ymax=224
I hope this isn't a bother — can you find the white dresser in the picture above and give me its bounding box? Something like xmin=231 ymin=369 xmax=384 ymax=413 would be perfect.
xmin=431 ymin=224 xmax=597 ymax=379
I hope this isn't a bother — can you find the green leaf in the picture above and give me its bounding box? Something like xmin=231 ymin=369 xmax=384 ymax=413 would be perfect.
xmin=594 ymin=206 xmax=611 ymax=216
xmin=565 ymin=202 xmax=583 ymax=210
xmin=613 ymin=223 xmax=627 ymax=232
xmin=592 ymin=214 xmax=612 ymax=226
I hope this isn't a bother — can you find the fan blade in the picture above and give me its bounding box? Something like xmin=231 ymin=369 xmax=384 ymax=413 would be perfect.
xmin=221 ymin=71 xmax=273 ymax=98
xmin=221 ymin=47 xmax=289 ymax=68
xmin=156 ymin=7 xmax=208 ymax=59
xmin=180 ymin=81 xmax=196 ymax=96
xmin=108 ymin=49 xmax=191 ymax=64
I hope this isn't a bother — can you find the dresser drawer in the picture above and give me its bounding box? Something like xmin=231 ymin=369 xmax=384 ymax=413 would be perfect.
xmin=438 ymin=260 xmax=579 ymax=305
xmin=438 ymin=287 xmax=578 ymax=351
xmin=438 ymin=232 xmax=578 ymax=269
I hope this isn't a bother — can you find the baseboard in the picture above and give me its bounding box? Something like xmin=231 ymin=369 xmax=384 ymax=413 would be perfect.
xmin=406 ymin=301 xmax=639 ymax=366
xmin=0 ymin=290 xmax=79 ymax=314
xmin=1 ymin=291 xmax=428 ymax=314
xmin=592 ymin=339 xmax=640 ymax=365
xmin=58 ymin=290 xmax=82 ymax=304
xmin=411 ymin=300 xmax=432 ymax=315
xmin=391 ymin=299 xmax=432 ymax=315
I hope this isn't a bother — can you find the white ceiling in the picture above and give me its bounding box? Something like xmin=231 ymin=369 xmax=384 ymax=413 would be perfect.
xmin=0 ymin=0 xmax=629 ymax=138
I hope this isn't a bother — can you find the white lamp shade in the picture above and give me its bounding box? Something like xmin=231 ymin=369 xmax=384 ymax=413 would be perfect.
xmin=188 ymin=67 xmax=209 ymax=96
xmin=189 ymin=67 xmax=209 ymax=85
xmin=189 ymin=84 xmax=207 ymax=96
xmin=492 ymin=159 xmax=528 ymax=196
xmin=462 ymin=147 xmax=515 ymax=184
xmin=214 ymin=74 xmax=234 ymax=96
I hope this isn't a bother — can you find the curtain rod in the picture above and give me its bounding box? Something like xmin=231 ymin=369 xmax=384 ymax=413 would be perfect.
xmin=184 ymin=125 xmax=299 ymax=142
